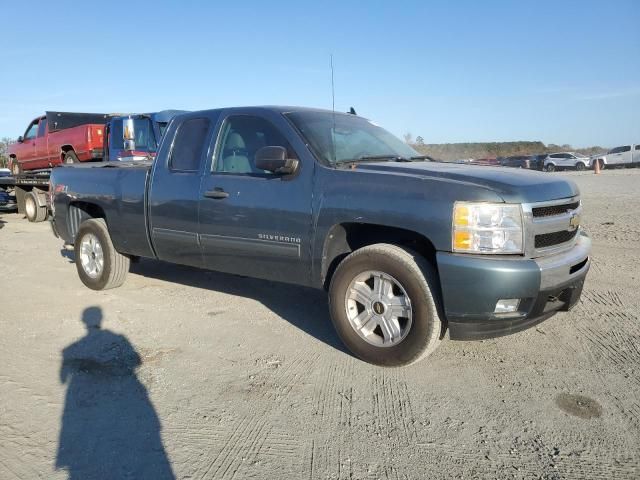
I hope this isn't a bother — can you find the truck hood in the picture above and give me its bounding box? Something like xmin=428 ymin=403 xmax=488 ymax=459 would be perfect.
xmin=354 ymin=161 xmax=579 ymax=203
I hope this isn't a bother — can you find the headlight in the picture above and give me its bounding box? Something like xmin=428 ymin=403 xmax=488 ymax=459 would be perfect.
xmin=452 ymin=202 xmax=524 ymax=254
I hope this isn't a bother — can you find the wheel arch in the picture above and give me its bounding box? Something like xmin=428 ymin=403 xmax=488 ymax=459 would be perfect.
xmin=321 ymin=222 xmax=437 ymax=290
xmin=67 ymin=201 xmax=107 ymax=242
xmin=60 ymin=145 xmax=75 ymax=161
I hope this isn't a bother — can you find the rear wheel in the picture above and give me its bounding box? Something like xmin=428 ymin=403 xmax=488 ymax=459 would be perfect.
xmin=545 ymin=163 xmax=556 ymax=172
xmin=24 ymin=191 xmax=47 ymax=222
xmin=64 ymin=151 xmax=79 ymax=165
xmin=75 ymin=218 xmax=130 ymax=290
xmin=11 ymin=159 xmax=21 ymax=175
xmin=598 ymin=159 xmax=605 ymax=170
xmin=328 ymin=244 xmax=443 ymax=366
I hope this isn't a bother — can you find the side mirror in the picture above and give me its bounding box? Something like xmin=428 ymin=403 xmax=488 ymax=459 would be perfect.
xmin=122 ymin=117 xmax=136 ymax=151
xmin=17 ymin=136 xmax=23 ymax=143
xmin=255 ymin=146 xmax=299 ymax=174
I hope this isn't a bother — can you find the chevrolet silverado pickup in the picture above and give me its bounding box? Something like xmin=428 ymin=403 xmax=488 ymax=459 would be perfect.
xmin=50 ymin=107 xmax=591 ymax=366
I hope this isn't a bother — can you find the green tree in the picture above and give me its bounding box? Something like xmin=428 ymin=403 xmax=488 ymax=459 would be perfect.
xmin=0 ymin=137 xmax=14 ymax=169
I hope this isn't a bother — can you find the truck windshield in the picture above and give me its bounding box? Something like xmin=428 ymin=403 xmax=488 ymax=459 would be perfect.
xmin=285 ymin=111 xmax=420 ymax=166
xmin=111 ymin=117 xmax=157 ymax=152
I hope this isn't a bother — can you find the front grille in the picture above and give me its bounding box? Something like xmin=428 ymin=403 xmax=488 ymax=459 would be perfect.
xmin=532 ymin=201 xmax=580 ymax=218
xmin=535 ymin=229 xmax=578 ymax=249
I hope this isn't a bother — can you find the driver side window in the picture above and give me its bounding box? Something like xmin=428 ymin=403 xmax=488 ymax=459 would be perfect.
xmin=213 ymin=115 xmax=296 ymax=175
xmin=24 ymin=121 xmax=39 ymax=140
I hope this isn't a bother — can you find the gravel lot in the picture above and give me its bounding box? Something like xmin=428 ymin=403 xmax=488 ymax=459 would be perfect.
xmin=1 ymin=169 xmax=639 ymax=479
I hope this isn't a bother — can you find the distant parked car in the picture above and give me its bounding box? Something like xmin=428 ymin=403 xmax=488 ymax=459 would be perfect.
xmin=543 ymin=152 xmax=591 ymax=172
xmin=590 ymin=145 xmax=640 ymax=170
xmin=528 ymin=154 xmax=547 ymax=171
xmin=500 ymin=156 xmax=530 ymax=169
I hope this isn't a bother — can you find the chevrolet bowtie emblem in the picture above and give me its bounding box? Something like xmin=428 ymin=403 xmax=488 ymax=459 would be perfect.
xmin=569 ymin=213 xmax=580 ymax=231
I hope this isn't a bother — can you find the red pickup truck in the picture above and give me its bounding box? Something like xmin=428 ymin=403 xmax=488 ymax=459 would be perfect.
xmin=9 ymin=112 xmax=108 ymax=174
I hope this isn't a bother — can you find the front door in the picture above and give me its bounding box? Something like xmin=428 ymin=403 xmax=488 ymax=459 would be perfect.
xmin=148 ymin=115 xmax=214 ymax=266
xmin=19 ymin=120 xmax=39 ymax=169
xmin=35 ymin=118 xmax=49 ymax=167
xmin=198 ymin=111 xmax=314 ymax=285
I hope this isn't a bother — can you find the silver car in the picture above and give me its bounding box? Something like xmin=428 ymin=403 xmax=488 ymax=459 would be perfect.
xmin=543 ymin=152 xmax=590 ymax=172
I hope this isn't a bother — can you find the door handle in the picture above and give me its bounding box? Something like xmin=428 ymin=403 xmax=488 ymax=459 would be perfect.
xmin=203 ymin=188 xmax=229 ymax=199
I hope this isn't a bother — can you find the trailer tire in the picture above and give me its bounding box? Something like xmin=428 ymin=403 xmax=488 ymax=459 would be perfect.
xmin=11 ymin=159 xmax=22 ymax=175
xmin=328 ymin=243 xmax=443 ymax=367
xmin=74 ymin=218 xmax=130 ymax=290
xmin=64 ymin=151 xmax=79 ymax=165
xmin=24 ymin=191 xmax=47 ymax=222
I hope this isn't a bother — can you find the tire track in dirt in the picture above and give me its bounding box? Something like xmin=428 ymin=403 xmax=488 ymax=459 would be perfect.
xmin=371 ymin=369 xmax=418 ymax=447
xmin=314 ymin=357 xmax=355 ymax=427
xmin=581 ymin=289 xmax=625 ymax=308
xmin=189 ymin=351 xmax=317 ymax=479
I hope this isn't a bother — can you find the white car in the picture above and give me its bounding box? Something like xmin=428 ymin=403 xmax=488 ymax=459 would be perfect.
xmin=543 ymin=152 xmax=591 ymax=172
xmin=590 ymin=145 xmax=640 ymax=169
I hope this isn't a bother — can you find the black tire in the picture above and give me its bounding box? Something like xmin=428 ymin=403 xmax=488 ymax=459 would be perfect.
xmin=11 ymin=159 xmax=22 ymax=175
xmin=545 ymin=164 xmax=556 ymax=172
xmin=64 ymin=151 xmax=79 ymax=165
xmin=576 ymin=162 xmax=586 ymax=171
xmin=24 ymin=191 xmax=47 ymax=222
xmin=74 ymin=218 xmax=130 ymax=290
xmin=598 ymin=159 xmax=605 ymax=170
xmin=328 ymin=243 xmax=443 ymax=367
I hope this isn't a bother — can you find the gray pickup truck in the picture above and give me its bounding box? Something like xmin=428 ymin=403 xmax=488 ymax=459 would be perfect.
xmin=50 ymin=107 xmax=591 ymax=366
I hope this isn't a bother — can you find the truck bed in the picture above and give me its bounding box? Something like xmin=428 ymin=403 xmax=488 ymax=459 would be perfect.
xmin=51 ymin=161 xmax=155 ymax=258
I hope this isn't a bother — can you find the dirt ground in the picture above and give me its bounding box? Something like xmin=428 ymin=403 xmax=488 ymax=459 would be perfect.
xmin=1 ymin=169 xmax=639 ymax=479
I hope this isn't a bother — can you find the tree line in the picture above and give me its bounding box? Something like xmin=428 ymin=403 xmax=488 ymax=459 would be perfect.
xmin=403 ymin=134 xmax=608 ymax=161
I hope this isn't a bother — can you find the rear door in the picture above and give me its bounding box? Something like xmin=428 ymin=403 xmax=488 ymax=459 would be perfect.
xmin=634 ymin=145 xmax=640 ymax=164
xmin=197 ymin=110 xmax=314 ymax=285
xmin=148 ymin=115 xmax=215 ymax=266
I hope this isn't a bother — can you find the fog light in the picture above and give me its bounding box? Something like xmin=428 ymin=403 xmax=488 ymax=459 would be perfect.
xmin=495 ymin=299 xmax=520 ymax=313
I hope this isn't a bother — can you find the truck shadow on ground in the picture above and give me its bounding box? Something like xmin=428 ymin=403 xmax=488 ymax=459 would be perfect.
xmin=56 ymin=306 xmax=175 ymax=479
xmin=129 ymin=258 xmax=349 ymax=356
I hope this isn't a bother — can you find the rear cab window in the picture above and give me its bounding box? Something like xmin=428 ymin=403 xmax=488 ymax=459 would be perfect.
xmin=169 ymin=118 xmax=210 ymax=172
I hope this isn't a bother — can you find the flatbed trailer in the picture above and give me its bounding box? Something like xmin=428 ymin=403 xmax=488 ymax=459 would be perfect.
xmin=0 ymin=169 xmax=51 ymax=222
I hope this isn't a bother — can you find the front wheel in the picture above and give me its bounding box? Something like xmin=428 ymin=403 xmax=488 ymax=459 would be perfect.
xmin=74 ymin=218 xmax=130 ymax=290
xmin=576 ymin=162 xmax=586 ymax=171
xmin=328 ymin=244 xmax=443 ymax=366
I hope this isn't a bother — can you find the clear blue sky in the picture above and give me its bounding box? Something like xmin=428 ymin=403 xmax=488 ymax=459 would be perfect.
xmin=1 ymin=0 xmax=638 ymax=147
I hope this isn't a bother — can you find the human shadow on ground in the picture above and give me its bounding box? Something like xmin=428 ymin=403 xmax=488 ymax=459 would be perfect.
xmin=56 ymin=307 xmax=175 ymax=480
xmin=129 ymin=259 xmax=348 ymax=355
